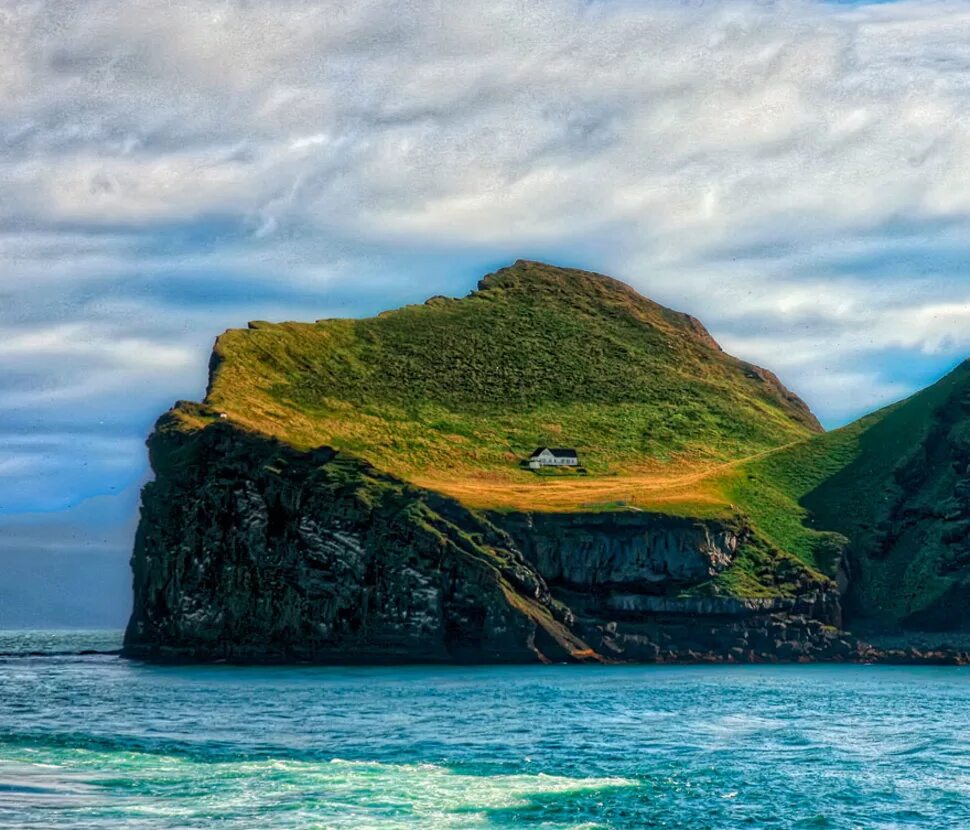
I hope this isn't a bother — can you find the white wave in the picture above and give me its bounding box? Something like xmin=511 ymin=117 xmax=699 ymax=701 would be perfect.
xmin=0 ymin=751 xmax=636 ymax=829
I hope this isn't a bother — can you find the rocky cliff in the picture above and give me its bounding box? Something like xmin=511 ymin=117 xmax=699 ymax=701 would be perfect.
xmin=126 ymin=410 xmax=593 ymax=663
xmin=493 ymin=511 xmax=847 ymax=662
xmin=125 ymin=405 xmax=852 ymax=663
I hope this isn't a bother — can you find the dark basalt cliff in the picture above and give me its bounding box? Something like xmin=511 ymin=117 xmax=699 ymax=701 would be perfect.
xmin=494 ymin=512 xmax=846 ymax=662
xmin=125 ymin=410 xmax=854 ymax=664
xmin=126 ymin=413 xmax=589 ymax=663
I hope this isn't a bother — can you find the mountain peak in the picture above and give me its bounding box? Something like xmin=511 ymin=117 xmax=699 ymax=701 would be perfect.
xmin=476 ymin=260 xmax=641 ymax=300
xmin=474 ymin=260 xmax=725 ymax=352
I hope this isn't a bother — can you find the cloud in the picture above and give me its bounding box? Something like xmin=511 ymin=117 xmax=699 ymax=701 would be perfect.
xmin=0 ymin=323 xmax=193 ymax=367
xmin=0 ymin=428 xmax=147 ymax=512
xmin=3 ymin=0 xmax=966 ymax=250
xmin=3 ymin=0 xmax=970 ymax=576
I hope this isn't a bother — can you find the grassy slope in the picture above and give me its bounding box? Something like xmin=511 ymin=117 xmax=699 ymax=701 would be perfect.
xmin=201 ymin=260 xmax=819 ymax=514
xmin=710 ymin=362 xmax=970 ymax=616
xmin=801 ymin=362 xmax=970 ymax=625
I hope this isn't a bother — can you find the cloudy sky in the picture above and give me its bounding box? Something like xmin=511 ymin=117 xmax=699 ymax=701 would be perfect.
xmin=3 ymin=0 xmax=970 ymax=623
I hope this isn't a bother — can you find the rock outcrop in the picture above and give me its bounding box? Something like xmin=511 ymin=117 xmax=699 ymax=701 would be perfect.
xmin=492 ymin=511 xmax=847 ymax=663
xmin=496 ymin=512 xmax=742 ymax=587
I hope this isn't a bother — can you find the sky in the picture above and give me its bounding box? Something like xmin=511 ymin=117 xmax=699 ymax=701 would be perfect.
xmin=3 ymin=0 xmax=970 ymax=624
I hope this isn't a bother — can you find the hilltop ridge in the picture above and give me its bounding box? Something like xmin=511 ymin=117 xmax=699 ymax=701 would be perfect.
xmin=475 ymin=260 xmax=724 ymax=355
xmin=192 ymin=259 xmax=819 ymax=513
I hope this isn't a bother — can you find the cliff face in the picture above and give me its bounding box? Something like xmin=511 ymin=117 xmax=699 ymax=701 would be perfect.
xmin=125 ymin=409 xmax=849 ymax=664
xmin=125 ymin=412 xmax=596 ymax=663
xmin=496 ymin=512 xmax=742 ymax=588
xmin=493 ymin=511 xmax=845 ymax=663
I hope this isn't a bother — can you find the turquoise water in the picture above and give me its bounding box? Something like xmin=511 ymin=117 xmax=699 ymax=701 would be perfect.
xmin=0 ymin=631 xmax=968 ymax=829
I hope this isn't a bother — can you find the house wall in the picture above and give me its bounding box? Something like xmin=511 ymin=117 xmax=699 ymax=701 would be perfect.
xmin=535 ymin=455 xmax=578 ymax=467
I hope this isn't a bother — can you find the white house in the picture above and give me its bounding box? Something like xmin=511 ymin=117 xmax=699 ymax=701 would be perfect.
xmin=527 ymin=447 xmax=580 ymax=469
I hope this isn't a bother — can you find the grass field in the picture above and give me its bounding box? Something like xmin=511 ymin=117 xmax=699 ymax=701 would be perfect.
xmin=199 ymin=260 xmax=820 ymax=513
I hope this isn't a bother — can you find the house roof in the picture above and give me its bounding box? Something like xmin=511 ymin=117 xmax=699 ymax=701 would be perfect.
xmin=529 ymin=447 xmax=578 ymax=459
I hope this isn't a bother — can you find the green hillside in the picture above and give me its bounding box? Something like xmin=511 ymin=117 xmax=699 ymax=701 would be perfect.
xmin=195 ymin=260 xmax=819 ymax=512
xmin=721 ymin=361 xmax=970 ymax=627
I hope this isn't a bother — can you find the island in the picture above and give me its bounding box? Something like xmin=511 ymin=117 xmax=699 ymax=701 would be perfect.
xmin=123 ymin=260 xmax=970 ymax=664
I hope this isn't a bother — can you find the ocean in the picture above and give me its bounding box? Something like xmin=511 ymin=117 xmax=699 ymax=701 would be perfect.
xmin=0 ymin=630 xmax=967 ymax=829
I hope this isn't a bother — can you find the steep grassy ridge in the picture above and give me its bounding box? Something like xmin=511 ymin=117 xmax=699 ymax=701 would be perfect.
xmin=200 ymin=260 xmax=819 ymax=512
xmin=718 ymin=362 xmax=970 ymax=627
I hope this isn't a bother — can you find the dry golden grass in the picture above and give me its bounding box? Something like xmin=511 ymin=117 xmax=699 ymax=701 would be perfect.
xmin=408 ymin=444 xmax=805 ymax=515
xmin=410 ymin=440 xmax=799 ymax=514
xmin=176 ymin=402 xmax=776 ymax=516
xmin=410 ymin=466 xmax=733 ymax=514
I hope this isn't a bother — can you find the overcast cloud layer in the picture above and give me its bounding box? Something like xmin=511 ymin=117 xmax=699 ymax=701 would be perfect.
xmin=3 ymin=0 xmax=970 ymax=599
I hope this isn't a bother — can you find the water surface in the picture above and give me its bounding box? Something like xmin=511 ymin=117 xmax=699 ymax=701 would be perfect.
xmin=0 ymin=630 xmax=967 ymax=828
